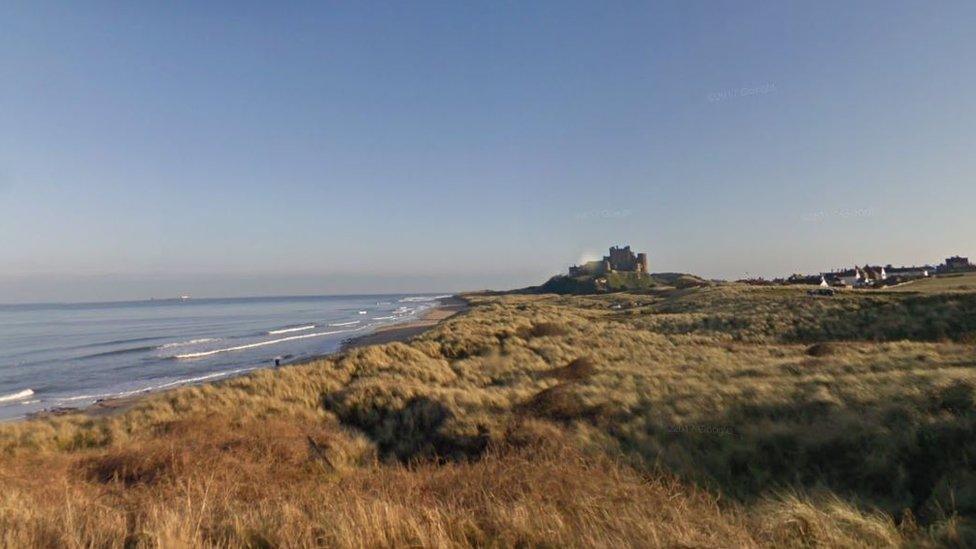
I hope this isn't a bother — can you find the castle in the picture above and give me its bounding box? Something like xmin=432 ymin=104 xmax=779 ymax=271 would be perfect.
xmin=569 ymin=245 xmax=648 ymax=277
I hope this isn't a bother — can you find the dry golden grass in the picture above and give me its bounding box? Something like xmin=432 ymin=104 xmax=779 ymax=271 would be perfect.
xmin=2 ymin=283 xmax=975 ymax=546
xmin=0 ymin=415 xmax=766 ymax=547
xmin=1 ymin=412 xmax=912 ymax=548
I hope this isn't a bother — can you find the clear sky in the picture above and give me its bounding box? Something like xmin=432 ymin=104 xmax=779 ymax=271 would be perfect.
xmin=1 ymin=1 xmax=974 ymax=302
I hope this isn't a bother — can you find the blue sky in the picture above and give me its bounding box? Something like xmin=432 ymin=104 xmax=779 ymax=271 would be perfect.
xmin=1 ymin=1 xmax=974 ymax=302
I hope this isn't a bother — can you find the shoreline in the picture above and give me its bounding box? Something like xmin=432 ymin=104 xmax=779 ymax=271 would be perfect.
xmin=339 ymin=295 xmax=468 ymax=350
xmin=24 ymin=296 xmax=469 ymax=421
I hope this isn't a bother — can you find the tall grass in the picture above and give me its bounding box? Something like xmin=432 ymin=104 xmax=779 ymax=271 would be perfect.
xmin=2 ymin=283 xmax=975 ymax=546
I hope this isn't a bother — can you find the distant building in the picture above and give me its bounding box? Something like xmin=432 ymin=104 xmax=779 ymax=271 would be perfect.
xmin=824 ymin=265 xmax=886 ymax=287
xmin=569 ymin=245 xmax=648 ymax=277
xmin=787 ymin=274 xmax=829 ymax=287
xmin=944 ymin=256 xmax=973 ymax=273
xmin=885 ymin=265 xmax=932 ymax=279
xmin=862 ymin=265 xmax=887 ymax=283
xmin=825 ymin=268 xmax=862 ymax=287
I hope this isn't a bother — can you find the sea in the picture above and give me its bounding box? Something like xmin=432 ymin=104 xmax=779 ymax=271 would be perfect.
xmin=0 ymin=293 xmax=451 ymax=421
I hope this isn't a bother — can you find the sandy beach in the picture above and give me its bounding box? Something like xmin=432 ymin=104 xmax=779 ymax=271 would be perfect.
xmin=340 ymin=296 xmax=468 ymax=349
xmin=27 ymin=296 xmax=469 ymax=421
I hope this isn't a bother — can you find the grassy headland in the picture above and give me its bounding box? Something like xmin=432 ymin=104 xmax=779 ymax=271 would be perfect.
xmin=2 ymin=284 xmax=975 ymax=546
xmin=533 ymin=271 xmax=709 ymax=294
xmin=888 ymin=271 xmax=976 ymax=294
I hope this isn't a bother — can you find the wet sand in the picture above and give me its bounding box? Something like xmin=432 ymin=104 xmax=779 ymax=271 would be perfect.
xmin=341 ymin=296 xmax=468 ymax=349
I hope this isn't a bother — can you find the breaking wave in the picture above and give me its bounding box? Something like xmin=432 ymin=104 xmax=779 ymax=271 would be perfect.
xmin=146 ymin=368 xmax=258 ymax=390
xmin=0 ymin=389 xmax=34 ymax=403
xmin=268 ymin=325 xmax=315 ymax=335
xmin=328 ymin=321 xmax=360 ymax=327
xmin=53 ymin=368 xmax=259 ymax=404
xmin=398 ymin=294 xmax=452 ymax=303
xmin=174 ymin=330 xmax=349 ymax=359
xmin=158 ymin=338 xmax=220 ymax=349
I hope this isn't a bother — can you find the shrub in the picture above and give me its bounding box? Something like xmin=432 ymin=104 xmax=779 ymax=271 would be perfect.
xmin=523 ymin=384 xmax=588 ymax=421
xmin=806 ymin=342 xmax=839 ymax=357
xmin=932 ymin=381 xmax=976 ymax=415
xmin=529 ymin=322 xmax=569 ymax=338
xmin=546 ymin=356 xmax=598 ymax=380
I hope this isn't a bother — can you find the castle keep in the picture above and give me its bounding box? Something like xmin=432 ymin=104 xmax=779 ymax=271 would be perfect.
xmin=569 ymin=245 xmax=648 ymax=277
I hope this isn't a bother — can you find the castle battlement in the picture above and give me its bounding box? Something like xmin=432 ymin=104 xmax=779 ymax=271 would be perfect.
xmin=569 ymin=245 xmax=648 ymax=277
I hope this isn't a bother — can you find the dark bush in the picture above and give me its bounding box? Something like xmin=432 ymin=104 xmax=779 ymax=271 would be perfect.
xmin=806 ymin=342 xmax=839 ymax=357
xmin=524 ymin=384 xmax=587 ymax=421
xmin=530 ymin=322 xmax=569 ymax=338
xmin=933 ymin=381 xmax=976 ymax=415
xmin=546 ymin=356 xmax=598 ymax=381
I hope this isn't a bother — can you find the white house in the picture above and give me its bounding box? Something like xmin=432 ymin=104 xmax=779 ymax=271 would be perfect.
xmin=827 ymin=268 xmax=862 ymax=287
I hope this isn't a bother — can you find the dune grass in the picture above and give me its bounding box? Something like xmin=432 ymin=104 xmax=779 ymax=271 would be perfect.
xmin=2 ymin=283 xmax=975 ymax=546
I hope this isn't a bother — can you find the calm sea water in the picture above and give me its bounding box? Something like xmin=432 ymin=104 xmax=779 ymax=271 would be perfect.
xmin=0 ymin=294 xmax=450 ymax=421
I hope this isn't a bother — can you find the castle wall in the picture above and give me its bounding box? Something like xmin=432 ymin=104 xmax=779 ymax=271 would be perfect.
xmin=569 ymin=246 xmax=649 ymax=276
